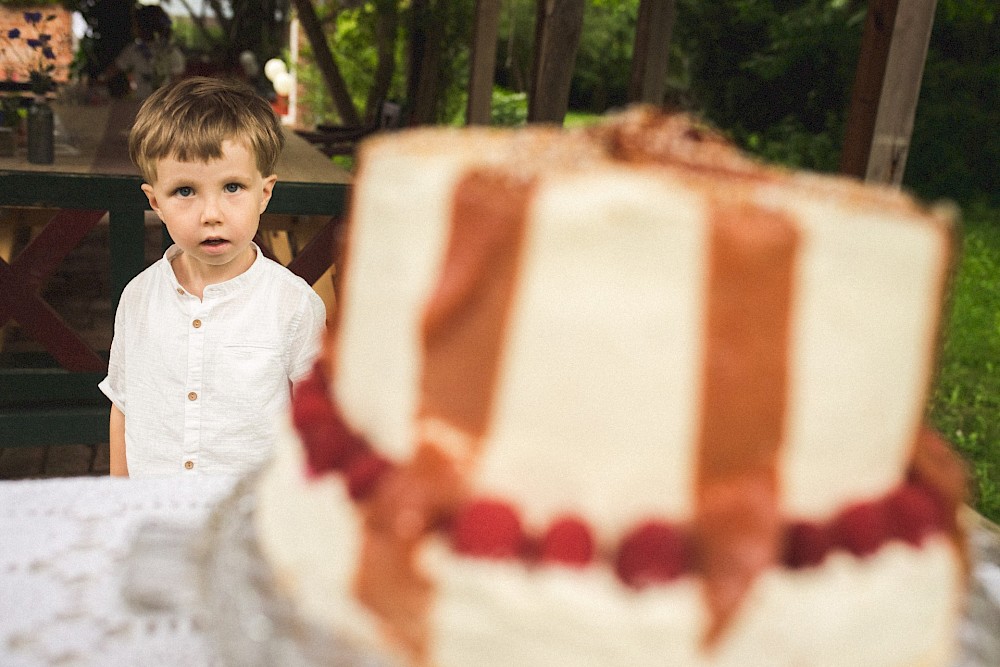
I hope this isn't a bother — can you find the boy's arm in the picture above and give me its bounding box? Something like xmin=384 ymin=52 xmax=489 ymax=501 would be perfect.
xmin=109 ymin=404 xmax=128 ymax=477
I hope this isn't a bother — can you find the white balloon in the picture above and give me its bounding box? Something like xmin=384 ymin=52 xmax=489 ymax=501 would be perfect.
xmin=263 ymin=58 xmax=288 ymax=83
xmin=273 ymin=71 xmax=295 ymax=97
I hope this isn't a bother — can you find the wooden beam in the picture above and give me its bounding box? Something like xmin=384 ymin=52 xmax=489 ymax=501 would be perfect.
xmin=864 ymin=0 xmax=937 ymax=185
xmin=628 ymin=0 xmax=677 ymax=105
xmin=467 ymin=0 xmax=503 ymax=125
xmin=528 ymin=0 xmax=585 ymax=124
xmin=289 ymin=0 xmax=361 ymax=126
xmin=840 ymin=0 xmax=900 ymax=179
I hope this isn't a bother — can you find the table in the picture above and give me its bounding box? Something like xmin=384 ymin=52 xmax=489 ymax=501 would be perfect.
xmin=0 ymin=99 xmax=351 ymax=447
xmin=0 ymin=475 xmax=998 ymax=666
xmin=0 ymin=475 xmax=237 ymax=666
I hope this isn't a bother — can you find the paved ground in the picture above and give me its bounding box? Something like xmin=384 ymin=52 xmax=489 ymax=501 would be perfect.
xmin=0 ymin=443 xmax=110 ymax=479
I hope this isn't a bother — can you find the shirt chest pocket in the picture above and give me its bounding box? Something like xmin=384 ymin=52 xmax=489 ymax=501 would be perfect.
xmin=215 ymin=343 xmax=286 ymax=402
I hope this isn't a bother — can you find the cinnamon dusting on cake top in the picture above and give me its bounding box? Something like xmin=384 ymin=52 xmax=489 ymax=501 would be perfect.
xmin=358 ymin=105 xmax=943 ymax=223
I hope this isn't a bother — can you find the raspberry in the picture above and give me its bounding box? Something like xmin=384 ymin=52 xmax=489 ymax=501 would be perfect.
xmin=451 ymin=499 xmax=524 ymax=559
xmin=293 ymin=392 xmax=366 ymax=474
xmin=539 ymin=516 xmax=594 ymax=567
xmin=345 ymin=453 xmax=392 ymax=500
xmin=616 ymin=521 xmax=687 ymax=589
xmin=293 ymin=369 xmax=326 ymax=398
xmin=887 ymin=484 xmax=943 ymax=546
xmin=784 ymin=521 xmax=830 ymax=568
xmin=832 ymin=501 xmax=888 ymax=557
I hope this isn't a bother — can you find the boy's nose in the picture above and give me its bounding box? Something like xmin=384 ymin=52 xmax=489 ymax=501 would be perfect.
xmin=200 ymin=196 xmax=223 ymax=224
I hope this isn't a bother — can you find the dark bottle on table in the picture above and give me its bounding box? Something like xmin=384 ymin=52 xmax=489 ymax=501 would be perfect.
xmin=27 ymin=98 xmax=55 ymax=165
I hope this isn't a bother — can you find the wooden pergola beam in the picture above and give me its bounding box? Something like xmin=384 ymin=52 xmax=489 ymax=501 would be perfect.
xmin=863 ymin=0 xmax=938 ymax=185
xmin=841 ymin=0 xmax=937 ymax=185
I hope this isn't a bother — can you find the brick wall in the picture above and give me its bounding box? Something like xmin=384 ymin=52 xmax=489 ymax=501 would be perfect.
xmin=0 ymin=6 xmax=74 ymax=84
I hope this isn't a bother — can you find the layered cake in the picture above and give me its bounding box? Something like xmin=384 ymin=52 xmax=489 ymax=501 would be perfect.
xmin=255 ymin=108 xmax=968 ymax=666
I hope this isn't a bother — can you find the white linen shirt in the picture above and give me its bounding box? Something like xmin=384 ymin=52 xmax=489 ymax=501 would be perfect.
xmin=99 ymin=244 xmax=326 ymax=477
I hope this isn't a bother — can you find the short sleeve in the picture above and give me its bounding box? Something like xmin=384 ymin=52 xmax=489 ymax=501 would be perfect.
xmin=287 ymin=288 xmax=327 ymax=383
xmin=99 ymin=297 xmax=128 ymax=412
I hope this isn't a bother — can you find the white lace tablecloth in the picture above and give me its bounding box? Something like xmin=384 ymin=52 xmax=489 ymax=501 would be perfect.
xmin=0 ymin=475 xmax=237 ymax=667
xmin=2 ymin=475 xmax=999 ymax=667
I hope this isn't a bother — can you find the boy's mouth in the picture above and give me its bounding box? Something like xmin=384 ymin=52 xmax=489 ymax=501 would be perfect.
xmin=202 ymin=238 xmax=228 ymax=247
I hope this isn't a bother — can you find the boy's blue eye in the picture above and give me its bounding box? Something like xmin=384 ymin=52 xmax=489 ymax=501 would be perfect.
xmin=225 ymin=183 xmax=242 ymax=193
xmin=176 ymin=186 xmax=193 ymax=197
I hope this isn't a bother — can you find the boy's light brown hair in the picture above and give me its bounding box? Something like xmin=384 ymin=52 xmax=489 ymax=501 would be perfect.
xmin=129 ymin=76 xmax=284 ymax=184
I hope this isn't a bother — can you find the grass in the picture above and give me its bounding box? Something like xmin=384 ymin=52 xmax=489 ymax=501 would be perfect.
xmin=929 ymin=207 xmax=1000 ymax=524
xmin=563 ymin=111 xmax=603 ymax=128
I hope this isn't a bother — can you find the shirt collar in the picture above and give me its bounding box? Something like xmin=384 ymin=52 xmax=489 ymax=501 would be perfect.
xmin=160 ymin=242 xmax=264 ymax=298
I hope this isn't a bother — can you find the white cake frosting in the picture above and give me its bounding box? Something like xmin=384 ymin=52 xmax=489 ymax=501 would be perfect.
xmin=258 ymin=416 xmax=963 ymax=667
xmin=254 ymin=108 xmax=966 ymax=666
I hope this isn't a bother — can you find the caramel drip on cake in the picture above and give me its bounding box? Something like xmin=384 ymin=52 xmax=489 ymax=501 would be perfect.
xmin=355 ymin=168 xmax=535 ymax=663
xmin=418 ymin=168 xmax=536 ymax=441
xmin=911 ymin=427 xmax=970 ymax=569
xmin=355 ymin=444 xmax=465 ymax=664
xmin=695 ymin=202 xmax=799 ymax=645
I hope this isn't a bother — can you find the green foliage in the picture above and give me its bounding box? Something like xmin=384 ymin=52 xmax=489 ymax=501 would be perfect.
xmin=494 ymin=0 xmax=534 ymax=93
xmin=666 ymin=0 xmax=862 ymax=172
xmin=298 ymin=0 xmax=473 ymax=126
xmin=490 ymin=87 xmax=527 ymax=126
xmin=569 ymin=0 xmax=638 ymax=110
xmin=295 ymin=3 xmax=396 ymax=125
xmin=742 ymin=112 xmax=841 ymax=172
xmin=906 ymin=9 xmax=1000 ymax=206
xmin=929 ymin=207 xmax=1000 ymax=523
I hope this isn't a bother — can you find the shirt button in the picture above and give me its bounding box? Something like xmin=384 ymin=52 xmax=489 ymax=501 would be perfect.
xmin=184 ymin=460 xmax=194 ymax=470
xmin=187 ymin=391 xmax=198 ymax=401
xmin=192 ymin=319 xmax=202 ymax=328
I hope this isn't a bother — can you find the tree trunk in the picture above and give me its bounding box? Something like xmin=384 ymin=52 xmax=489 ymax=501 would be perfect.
xmin=467 ymin=0 xmax=503 ymax=125
xmin=528 ymin=0 xmax=585 ymax=124
xmin=367 ymin=0 xmax=400 ymax=122
xmin=628 ymin=0 xmax=676 ymax=105
xmin=407 ymin=0 xmax=442 ymax=125
xmin=290 ymin=0 xmax=361 ymax=126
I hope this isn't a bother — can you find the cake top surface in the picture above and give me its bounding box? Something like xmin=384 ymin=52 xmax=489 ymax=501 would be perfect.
xmin=358 ymin=106 xmax=950 ymax=223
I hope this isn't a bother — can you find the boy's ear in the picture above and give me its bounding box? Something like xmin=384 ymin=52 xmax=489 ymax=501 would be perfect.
xmin=140 ymin=183 xmax=164 ymax=220
xmin=259 ymin=174 xmax=278 ymax=214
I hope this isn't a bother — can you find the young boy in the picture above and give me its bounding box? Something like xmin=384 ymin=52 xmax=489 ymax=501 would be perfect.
xmin=100 ymin=76 xmax=327 ymax=477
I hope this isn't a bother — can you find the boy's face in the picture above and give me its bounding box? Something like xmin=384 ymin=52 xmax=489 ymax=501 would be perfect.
xmin=141 ymin=139 xmax=277 ymax=282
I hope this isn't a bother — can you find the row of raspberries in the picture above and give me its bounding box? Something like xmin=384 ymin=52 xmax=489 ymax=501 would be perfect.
xmin=293 ymin=367 xmax=952 ymax=590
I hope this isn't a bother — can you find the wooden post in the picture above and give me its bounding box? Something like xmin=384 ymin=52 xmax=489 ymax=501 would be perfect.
xmin=839 ymin=0 xmax=900 ymax=179
xmin=628 ymin=0 xmax=677 ymax=105
xmin=864 ymin=0 xmax=937 ymax=185
xmin=467 ymin=0 xmax=503 ymax=125
xmin=289 ymin=0 xmax=361 ymax=126
xmin=528 ymin=0 xmax=585 ymax=124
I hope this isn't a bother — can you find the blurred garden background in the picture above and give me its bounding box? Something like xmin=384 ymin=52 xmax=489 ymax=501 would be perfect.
xmin=2 ymin=0 xmax=998 ymax=521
